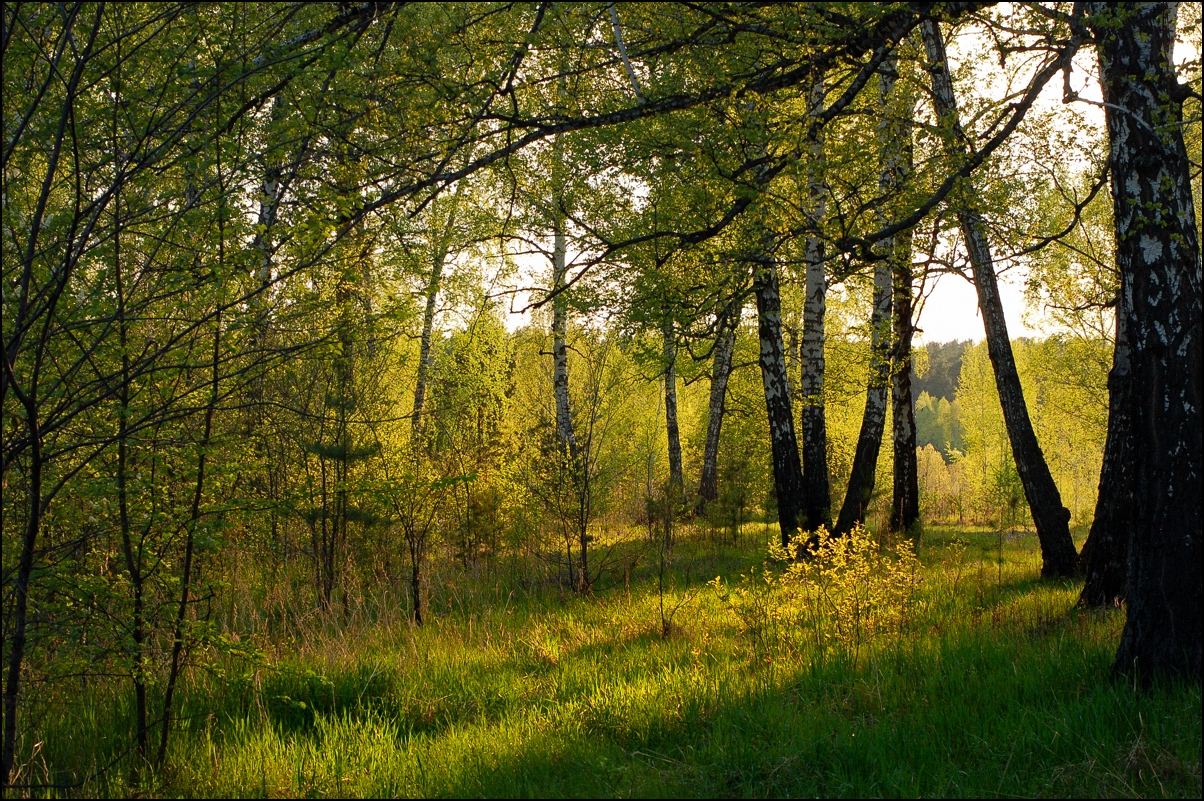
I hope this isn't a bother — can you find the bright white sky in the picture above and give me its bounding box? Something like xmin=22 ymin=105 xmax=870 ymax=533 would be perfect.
xmin=492 ymin=6 xmax=1198 ymax=345
xmin=915 ymin=14 xmax=1103 ymax=344
xmin=916 ymin=6 xmax=1199 ymax=344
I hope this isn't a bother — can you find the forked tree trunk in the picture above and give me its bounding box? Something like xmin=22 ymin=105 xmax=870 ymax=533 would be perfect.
xmin=800 ymin=73 xmax=832 ymax=533
xmin=1087 ymin=1 xmax=1201 ymax=684
xmin=834 ymin=54 xmax=907 ymax=537
xmin=833 ymin=247 xmax=892 ymax=536
xmin=697 ymin=302 xmax=739 ymax=513
xmin=753 ymin=251 xmax=805 ymax=547
xmin=922 ymin=19 xmax=1078 ymax=578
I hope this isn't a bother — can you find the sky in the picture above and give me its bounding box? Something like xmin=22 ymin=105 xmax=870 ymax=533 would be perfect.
xmin=490 ymin=7 xmax=1199 ymax=345
xmin=914 ymin=270 xmax=1037 ymax=345
xmin=913 ymin=12 xmax=1102 ymax=345
xmin=916 ymin=7 xmax=1199 ymax=344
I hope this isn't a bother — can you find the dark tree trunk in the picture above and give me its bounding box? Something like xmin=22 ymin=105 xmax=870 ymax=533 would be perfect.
xmin=1087 ymin=1 xmax=1201 ymax=684
xmin=697 ymin=302 xmax=739 ymax=513
xmin=890 ymin=263 xmax=920 ymax=535
xmin=922 ymin=19 xmax=1079 ymax=578
xmin=753 ymin=253 xmax=805 ymax=547
xmin=1077 ymin=289 xmax=1133 ymax=607
xmin=409 ymin=536 xmax=424 ymax=626
xmin=833 ymin=246 xmax=893 ymax=536
xmin=662 ymin=313 xmax=684 ymax=493
xmin=834 ymin=52 xmax=910 ymax=537
xmin=2 ymin=399 xmax=41 ymax=787
xmin=881 ymin=50 xmax=920 ymax=535
xmin=799 ymin=73 xmax=831 ymax=533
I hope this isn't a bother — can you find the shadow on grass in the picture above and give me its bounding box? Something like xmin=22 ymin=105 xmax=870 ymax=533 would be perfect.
xmin=429 ymin=630 xmax=1201 ymax=799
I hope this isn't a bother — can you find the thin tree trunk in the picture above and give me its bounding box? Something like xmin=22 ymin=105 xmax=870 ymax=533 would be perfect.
xmin=411 ymin=242 xmax=449 ymax=441
xmin=662 ymin=312 xmax=683 ymax=494
xmin=799 ymin=73 xmax=831 ymax=533
xmin=922 ymin=19 xmax=1078 ymax=577
xmin=411 ymin=188 xmax=465 ymax=441
xmin=548 ymin=127 xmax=586 ymax=589
xmin=156 ymin=128 xmax=228 ymax=767
xmin=753 ymin=250 xmax=805 ymax=547
xmin=551 ymin=213 xmax=577 ymax=462
xmin=1 ymin=397 xmax=40 ymax=787
xmin=113 ymin=176 xmax=149 ymax=765
xmin=1077 ymin=289 xmax=1132 ymax=607
xmin=409 ymin=535 xmax=423 ymax=626
xmin=1087 ymin=1 xmax=1201 ymax=684
xmin=890 ymin=253 xmax=920 ymax=534
xmin=697 ymin=301 xmax=739 ymax=513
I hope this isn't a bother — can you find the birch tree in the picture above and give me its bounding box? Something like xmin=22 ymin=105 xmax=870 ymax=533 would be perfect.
xmin=920 ymin=18 xmax=1079 ymax=578
xmin=1086 ymin=0 xmax=1201 ymax=683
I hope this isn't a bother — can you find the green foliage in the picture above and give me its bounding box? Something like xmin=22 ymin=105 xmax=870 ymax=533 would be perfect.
xmin=952 ymin=339 xmax=1108 ymax=526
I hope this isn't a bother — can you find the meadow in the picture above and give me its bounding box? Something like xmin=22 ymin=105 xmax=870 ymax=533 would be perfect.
xmin=28 ymin=525 xmax=1202 ymax=798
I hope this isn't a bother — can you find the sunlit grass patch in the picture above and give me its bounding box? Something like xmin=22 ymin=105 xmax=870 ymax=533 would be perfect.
xmin=26 ymin=524 xmax=1202 ymax=798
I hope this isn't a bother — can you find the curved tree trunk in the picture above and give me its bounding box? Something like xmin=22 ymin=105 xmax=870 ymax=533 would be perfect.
xmin=799 ymin=72 xmax=831 ymax=533
xmin=834 ymin=53 xmax=907 ymax=537
xmin=1087 ymin=1 xmax=1201 ymax=684
xmin=1077 ymin=290 xmax=1132 ymax=607
xmin=697 ymin=302 xmax=739 ymax=513
xmin=922 ymin=19 xmax=1078 ymax=578
xmin=833 ymin=251 xmax=893 ymax=536
xmin=753 ymin=251 xmax=805 ymax=547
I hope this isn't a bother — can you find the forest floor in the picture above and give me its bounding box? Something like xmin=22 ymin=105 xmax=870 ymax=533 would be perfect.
xmin=29 ymin=525 xmax=1203 ymax=798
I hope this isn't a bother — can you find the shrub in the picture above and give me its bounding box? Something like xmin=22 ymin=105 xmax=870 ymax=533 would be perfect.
xmin=712 ymin=524 xmax=922 ymax=666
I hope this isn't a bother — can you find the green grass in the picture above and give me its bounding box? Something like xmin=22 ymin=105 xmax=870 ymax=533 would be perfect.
xmin=22 ymin=525 xmax=1203 ymax=797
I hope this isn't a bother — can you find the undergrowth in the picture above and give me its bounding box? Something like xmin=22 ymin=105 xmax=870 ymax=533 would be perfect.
xmin=15 ymin=524 xmax=1202 ymax=798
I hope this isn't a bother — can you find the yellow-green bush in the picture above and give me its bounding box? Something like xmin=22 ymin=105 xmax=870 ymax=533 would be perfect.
xmin=712 ymin=525 xmax=921 ymax=666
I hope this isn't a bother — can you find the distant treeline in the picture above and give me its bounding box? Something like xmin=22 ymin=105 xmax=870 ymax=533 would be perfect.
xmin=912 ymin=340 xmax=970 ymax=401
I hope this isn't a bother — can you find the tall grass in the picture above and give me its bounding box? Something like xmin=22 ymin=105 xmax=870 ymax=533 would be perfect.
xmin=20 ymin=524 xmax=1202 ymax=797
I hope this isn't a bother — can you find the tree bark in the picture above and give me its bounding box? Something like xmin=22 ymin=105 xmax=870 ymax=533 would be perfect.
xmin=411 ymin=189 xmax=464 ymax=442
xmin=880 ymin=49 xmax=920 ymax=535
xmin=1077 ymin=287 xmax=1132 ymax=607
xmin=1087 ymin=1 xmax=1201 ymax=684
xmin=697 ymin=301 xmax=739 ymax=513
xmin=411 ymin=242 xmax=449 ymax=441
xmin=551 ymin=211 xmax=577 ymax=462
xmin=833 ymin=242 xmax=893 ymax=536
xmin=799 ymin=73 xmax=832 ymax=533
xmin=753 ymin=251 xmax=805 ymax=547
xmin=890 ymin=249 xmax=920 ymax=535
xmin=922 ymin=19 xmax=1079 ymax=578
xmin=549 ymin=128 xmax=586 ymax=590
xmin=662 ymin=312 xmax=684 ymax=493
